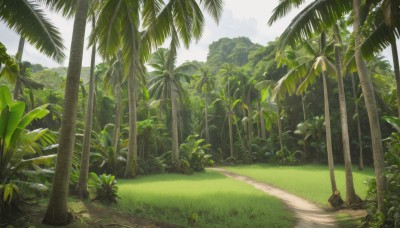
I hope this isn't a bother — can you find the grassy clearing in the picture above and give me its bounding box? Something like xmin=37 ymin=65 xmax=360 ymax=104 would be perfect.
xmin=114 ymin=171 xmax=295 ymax=228
xmin=226 ymin=164 xmax=375 ymax=207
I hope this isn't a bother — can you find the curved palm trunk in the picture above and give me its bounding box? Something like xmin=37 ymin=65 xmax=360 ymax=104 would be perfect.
xmin=322 ymin=72 xmax=337 ymax=194
xmin=204 ymin=94 xmax=209 ymax=144
xmin=171 ymin=81 xmax=180 ymax=168
xmin=391 ymin=40 xmax=400 ymax=117
xmin=353 ymin=0 xmax=386 ymax=211
xmin=13 ymin=36 xmax=25 ymax=100
xmin=351 ymin=73 xmax=363 ymax=170
xmin=113 ymin=81 xmax=122 ymax=156
xmin=76 ymin=16 xmax=96 ymax=199
xmin=124 ymin=73 xmax=138 ymax=178
xmin=334 ymin=26 xmax=358 ymax=204
xmin=43 ymin=0 xmax=89 ymax=225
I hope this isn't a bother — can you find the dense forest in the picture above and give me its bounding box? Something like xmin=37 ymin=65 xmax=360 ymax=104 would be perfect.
xmin=1 ymin=0 xmax=400 ymax=227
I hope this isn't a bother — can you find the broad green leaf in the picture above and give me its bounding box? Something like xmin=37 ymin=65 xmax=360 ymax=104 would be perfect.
xmin=0 ymin=85 xmax=12 ymax=108
xmin=18 ymin=104 xmax=49 ymax=130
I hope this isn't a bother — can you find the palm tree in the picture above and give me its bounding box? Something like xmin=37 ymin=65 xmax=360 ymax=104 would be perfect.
xmin=272 ymin=35 xmax=341 ymax=201
xmin=76 ymin=15 xmax=97 ymax=199
xmin=103 ymin=51 xmax=125 ymax=158
xmin=148 ymin=48 xmax=195 ymax=167
xmin=193 ymin=68 xmax=215 ymax=144
xmin=353 ymin=0 xmax=386 ymax=210
xmin=43 ymin=0 xmax=89 ymax=225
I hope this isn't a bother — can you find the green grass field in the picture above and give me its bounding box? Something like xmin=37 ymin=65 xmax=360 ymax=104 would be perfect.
xmin=114 ymin=171 xmax=295 ymax=227
xmin=226 ymin=164 xmax=375 ymax=207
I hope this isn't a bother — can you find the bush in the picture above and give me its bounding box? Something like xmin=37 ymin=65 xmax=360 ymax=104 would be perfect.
xmin=180 ymin=134 xmax=213 ymax=172
xmin=362 ymin=116 xmax=400 ymax=227
xmin=88 ymin=172 xmax=119 ymax=203
xmin=138 ymin=156 xmax=166 ymax=174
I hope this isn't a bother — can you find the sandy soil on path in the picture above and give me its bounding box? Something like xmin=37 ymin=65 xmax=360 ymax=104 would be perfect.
xmin=209 ymin=167 xmax=338 ymax=228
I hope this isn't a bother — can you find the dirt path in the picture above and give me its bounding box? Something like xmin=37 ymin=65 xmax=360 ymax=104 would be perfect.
xmin=209 ymin=167 xmax=338 ymax=228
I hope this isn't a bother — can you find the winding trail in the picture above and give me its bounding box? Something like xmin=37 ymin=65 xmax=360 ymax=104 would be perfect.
xmin=209 ymin=167 xmax=338 ymax=228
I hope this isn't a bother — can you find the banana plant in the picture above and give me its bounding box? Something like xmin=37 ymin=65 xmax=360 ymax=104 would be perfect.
xmin=0 ymin=85 xmax=57 ymax=214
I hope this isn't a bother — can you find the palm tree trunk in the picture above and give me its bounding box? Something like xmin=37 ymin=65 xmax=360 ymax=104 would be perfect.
xmin=228 ymin=111 xmax=234 ymax=158
xmin=322 ymin=72 xmax=337 ymax=194
xmin=391 ymin=40 xmax=400 ymax=117
xmin=301 ymin=93 xmax=308 ymax=160
xmin=258 ymin=96 xmax=266 ymax=140
xmin=351 ymin=73 xmax=363 ymax=170
xmin=113 ymin=81 xmax=122 ymax=156
xmin=205 ymin=95 xmax=209 ymax=144
xmin=13 ymin=36 xmax=25 ymax=100
xmin=353 ymin=0 xmax=386 ymax=211
xmin=76 ymin=16 xmax=96 ymax=199
xmin=43 ymin=0 xmax=89 ymax=225
xmin=276 ymin=98 xmax=283 ymax=151
xmin=171 ymin=81 xmax=180 ymax=168
xmin=334 ymin=25 xmax=358 ymax=204
xmin=124 ymin=73 xmax=138 ymax=178
xmin=247 ymin=93 xmax=253 ymax=144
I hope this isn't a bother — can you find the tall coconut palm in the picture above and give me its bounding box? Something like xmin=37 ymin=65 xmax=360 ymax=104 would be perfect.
xmin=148 ymin=48 xmax=195 ymax=167
xmin=193 ymin=68 xmax=215 ymax=144
xmin=76 ymin=14 xmax=97 ymax=199
xmin=43 ymin=0 xmax=89 ymax=225
xmin=272 ymin=35 xmax=341 ymax=200
xmin=353 ymin=0 xmax=386 ymax=210
xmin=103 ymin=51 xmax=125 ymax=158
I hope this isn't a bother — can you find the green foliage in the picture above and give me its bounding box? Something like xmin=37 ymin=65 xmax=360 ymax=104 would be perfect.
xmin=180 ymin=134 xmax=213 ymax=172
xmin=0 ymin=85 xmax=56 ymax=215
xmin=0 ymin=42 xmax=18 ymax=75
xmin=90 ymin=125 xmax=126 ymax=177
xmin=138 ymin=156 xmax=166 ymax=175
xmin=88 ymin=172 xmax=119 ymax=204
xmin=362 ymin=116 xmax=400 ymax=227
xmin=275 ymin=147 xmax=302 ymax=165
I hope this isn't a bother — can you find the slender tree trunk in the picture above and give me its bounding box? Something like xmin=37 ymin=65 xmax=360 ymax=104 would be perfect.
xmin=205 ymin=94 xmax=209 ymax=144
xmin=301 ymin=93 xmax=308 ymax=160
xmin=351 ymin=73 xmax=364 ymax=170
xmin=276 ymin=98 xmax=283 ymax=151
xmin=171 ymin=81 xmax=180 ymax=168
xmin=259 ymin=97 xmax=266 ymax=140
xmin=334 ymin=25 xmax=358 ymax=204
xmin=43 ymin=0 xmax=88 ymax=225
xmin=247 ymin=93 xmax=253 ymax=145
xmin=113 ymin=81 xmax=122 ymax=156
xmin=353 ymin=0 xmax=386 ymax=211
xmin=13 ymin=36 xmax=25 ymax=100
xmin=322 ymin=72 xmax=338 ymax=194
xmin=228 ymin=111 xmax=234 ymax=158
xmin=76 ymin=16 xmax=96 ymax=199
xmin=391 ymin=40 xmax=400 ymax=117
xmin=124 ymin=73 xmax=138 ymax=178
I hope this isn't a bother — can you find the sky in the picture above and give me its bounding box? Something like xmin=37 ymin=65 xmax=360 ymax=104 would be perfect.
xmin=0 ymin=0 xmax=395 ymax=68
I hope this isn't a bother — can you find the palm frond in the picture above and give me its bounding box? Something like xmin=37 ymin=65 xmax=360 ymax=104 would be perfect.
xmin=268 ymin=0 xmax=305 ymax=25
xmin=277 ymin=0 xmax=352 ymax=51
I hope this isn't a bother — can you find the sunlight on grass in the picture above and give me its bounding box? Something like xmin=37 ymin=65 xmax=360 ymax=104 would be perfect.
xmin=114 ymin=171 xmax=294 ymax=227
xmin=226 ymin=164 xmax=375 ymax=207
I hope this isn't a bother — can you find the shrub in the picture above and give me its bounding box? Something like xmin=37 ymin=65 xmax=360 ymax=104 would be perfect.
xmin=180 ymin=134 xmax=213 ymax=172
xmin=88 ymin=172 xmax=119 ymax=203
xmin=362 ymin=116 xmax=400 ymax=227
